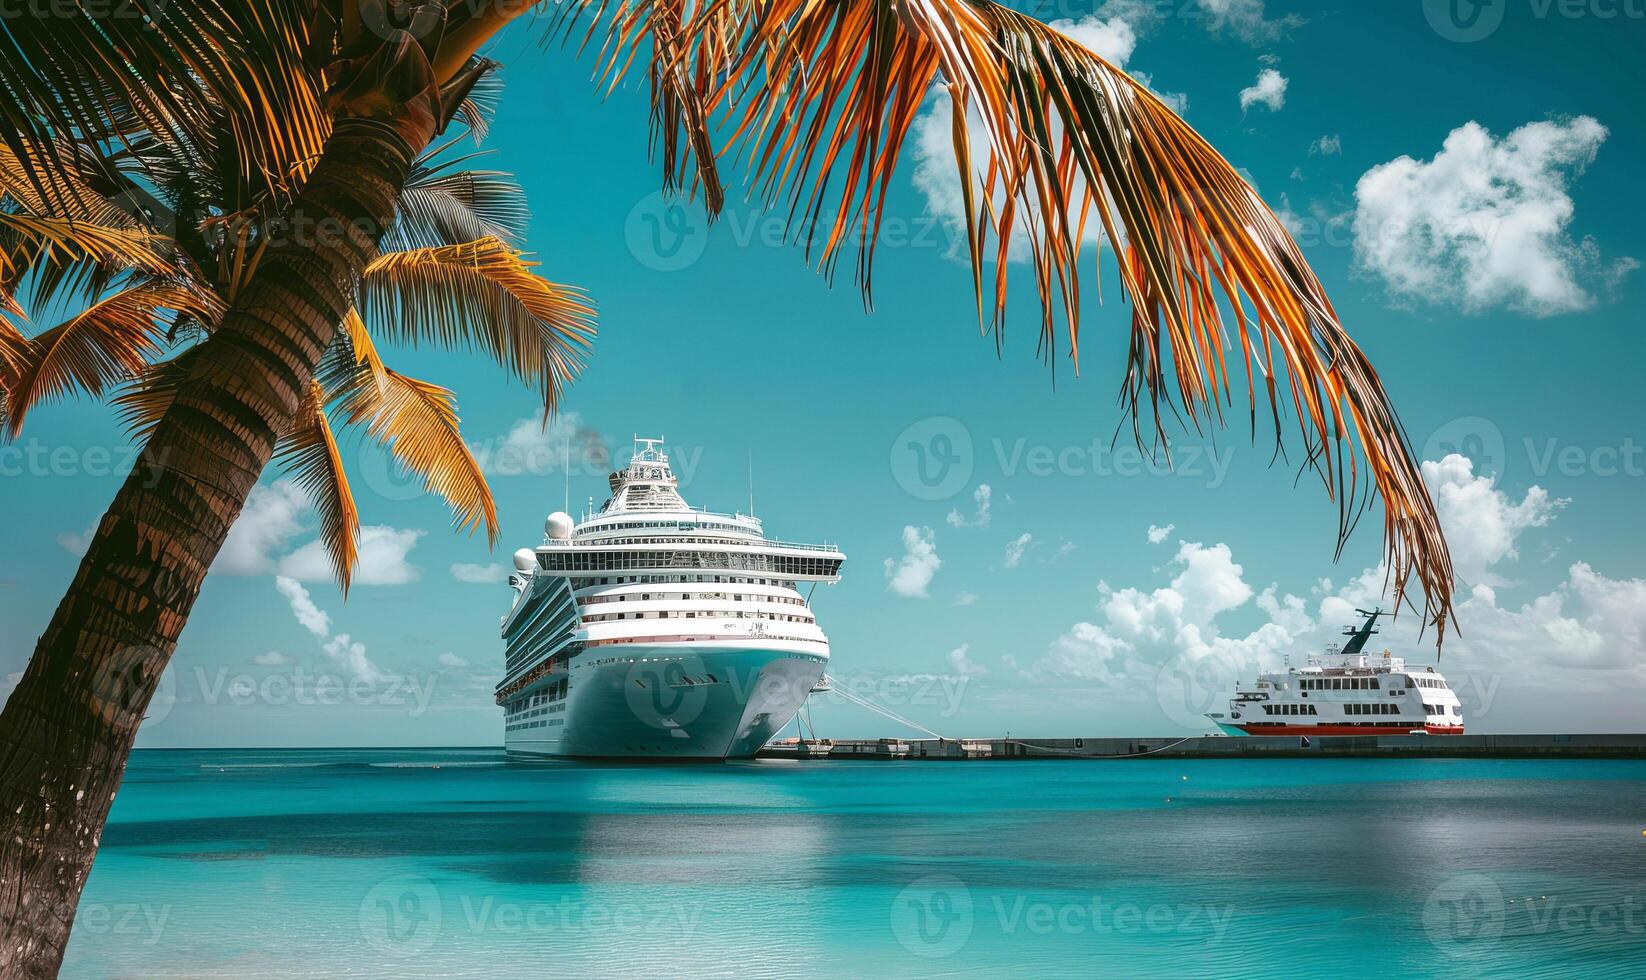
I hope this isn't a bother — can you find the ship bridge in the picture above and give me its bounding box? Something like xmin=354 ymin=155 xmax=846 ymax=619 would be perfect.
xmin=601 ymin=437 xmax=689 ymax=513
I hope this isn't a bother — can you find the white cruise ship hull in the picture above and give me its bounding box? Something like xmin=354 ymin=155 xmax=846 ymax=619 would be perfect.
xmin=506 ymin=643 xmax=827 ymax=760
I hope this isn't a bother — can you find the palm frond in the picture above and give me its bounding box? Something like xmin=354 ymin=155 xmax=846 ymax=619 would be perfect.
xmin=385 ymin=160 xmax=530 ymax=250
xmin=334 ymin=358 xmax=499 ymax=544
xmin=662 ymin=0 xmax=1453 ymax=634
xmin=0 ymin=0 xmax=327 ymax=209
xmin=110 ymin=347 xmax=202 ymax=440
xmin=2 ymin=284 xmax=213 ymax=437
xmin=276 ymin=379 xmax=360 ymax=593
xmin=358 ymin=237 xmax=595 ymax=412
xmin=0 ymin=214 xmax=176 ymax=280
xmin=0 ymin=144 xmax=139 ymax=228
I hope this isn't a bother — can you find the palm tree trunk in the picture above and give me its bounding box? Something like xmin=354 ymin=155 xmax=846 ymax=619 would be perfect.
xmin=0 ymin=113 xmax=427 ymax=977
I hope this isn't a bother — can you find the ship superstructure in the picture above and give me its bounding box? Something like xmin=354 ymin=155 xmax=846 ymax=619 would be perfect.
xmin=1206 ymin=610 xmax=1464 ymax=736
xmin=497 ymin=438 xmax=844 ymax=758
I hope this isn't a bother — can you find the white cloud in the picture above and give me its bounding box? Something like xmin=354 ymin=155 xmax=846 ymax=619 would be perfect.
xmin=278 ymin=526 xmax=424 ymax=586
xmin=475 ymin=409 xmax=607 ymax=477
xmin=1030 ymin=456 xmax=1646 ymax=706
xmin=947 ymin=643 xmax=991 ymax=678
xmin=1052 ymin=11 xmax=1137 ymax=64
xmin=57 ymin=522 xmax=96 ymax=557
xmin=438 ymin=652 xmax=470 ymax=669
xmin=1146 ymin=523 xmax=1176 ymax=545
xmin=274 ymin=576 xmax=330 ymax=637
xmin=946 ymin=484 xmax=993 ymax=529
xmin=885 ymin=526 xmax=941 ymax=598
xmin=1309 ymin=135 xmax=1342 ymax=156
xmin=1030 ymin=540 xmax=1288 ymax=686
xmin=954 ymin=591 xmax=980 ymax=607
xmin=322 ymin=634 xmax=379 ymax=684
xmin=217 ymin=478 xmax=307 ymax=576
xmin=273 ymin=576 xmax=384 ymax=682
xmin=1238 ymin=68 xmax=1288 ymax=114
xmin=1274 ymin=193 xmax=1306 ymax=236
xmin=1004 ymin=533 xmax=1034 ymax=569
xmin=910 ymin=4 xmax=1187 ymax=260
xmin=1352 ymin=116 xmax=1635 ymax=316
xmin=253 ymin=651 xmax=292 ymax=666
xmin=1199 ymin=0 xmax=1305 ymax=43
xmin=1422 ymin=455 xmax=1565 ymax=586
xmin=451 ymin=562 xmax=509 ymax=584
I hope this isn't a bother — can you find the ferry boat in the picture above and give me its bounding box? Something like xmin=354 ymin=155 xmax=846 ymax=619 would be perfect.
xmin=1206 ymin=610 xmax=1464 ymax=736
xmin=496 ymin=438 xmax=844 ymax=759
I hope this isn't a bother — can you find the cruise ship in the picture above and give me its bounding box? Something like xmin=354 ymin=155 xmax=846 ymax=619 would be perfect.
xmin=1205 ymin=610 xmax=1465 ymax=735
xmin=496 ymin=438 xmax=844 ymax=758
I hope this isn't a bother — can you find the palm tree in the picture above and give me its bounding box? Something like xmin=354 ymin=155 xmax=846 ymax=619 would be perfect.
xmin=4 ymin=129 xmax=592 ymax=589
xmin=0 ymin=0 xmax=1455 ymax=973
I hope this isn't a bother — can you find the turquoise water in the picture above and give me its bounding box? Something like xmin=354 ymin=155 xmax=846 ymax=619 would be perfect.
xmin=64 ymin=750 xmax=1646 ymax=978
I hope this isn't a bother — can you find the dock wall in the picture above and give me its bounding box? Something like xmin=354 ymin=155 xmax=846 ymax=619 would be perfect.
xmin=759 ymin=733 xmax=1646 ymax=760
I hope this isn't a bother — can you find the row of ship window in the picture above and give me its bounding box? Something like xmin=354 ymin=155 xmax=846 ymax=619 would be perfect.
xmin=584 ymin=610 xmax=813 ymax=623
xmin=578 ymin=575 xmax=800 ymax=589
xmin=583 ymin=591 xmax=806 ymax=606
xmin=544 ymin=550 xmax=841 ymax=576
xmin=1301 ymin=677 xmax=1380 ymax=690
xmin=1262 ymin=702 xmax=1405 ymax=716
xmin=506 ymin=678 xmax=569 ymax=714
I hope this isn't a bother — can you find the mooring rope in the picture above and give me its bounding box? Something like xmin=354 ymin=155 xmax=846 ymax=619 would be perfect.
xmin=820 ymin=677 xmax=951 ymax=741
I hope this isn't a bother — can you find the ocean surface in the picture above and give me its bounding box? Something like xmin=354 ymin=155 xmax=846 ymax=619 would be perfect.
xmin=63 ymin=749 xmax=1646 ymax=978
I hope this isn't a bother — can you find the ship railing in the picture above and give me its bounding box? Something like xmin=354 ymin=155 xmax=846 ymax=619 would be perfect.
xmin=540 ymin=534 xmax=841 ymax=553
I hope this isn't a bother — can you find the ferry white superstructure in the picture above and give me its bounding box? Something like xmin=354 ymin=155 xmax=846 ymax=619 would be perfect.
xmin=1206 ymin=610 xmax=1465 ymax=736
xmin=496 ymin=438 xmax=844 ymax=759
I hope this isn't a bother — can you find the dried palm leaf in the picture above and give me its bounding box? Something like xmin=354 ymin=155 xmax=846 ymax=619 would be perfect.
xmin=358 ymin=237 xmax=595 ymax=413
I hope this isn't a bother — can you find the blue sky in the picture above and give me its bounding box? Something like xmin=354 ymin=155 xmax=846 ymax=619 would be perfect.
xmin=3 ymin=0 xmax=1644 ymax=745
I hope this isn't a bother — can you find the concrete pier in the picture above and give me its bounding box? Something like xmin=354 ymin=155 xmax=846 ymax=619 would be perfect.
xmin=758 ymin=733 xmax=1646 ymax=760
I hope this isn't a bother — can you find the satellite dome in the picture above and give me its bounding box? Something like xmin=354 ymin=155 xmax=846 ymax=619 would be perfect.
xmin=545 ymin=511 xmax=574 ymax=541
xmin=512 ymin=548 xmax=537 ymax=572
